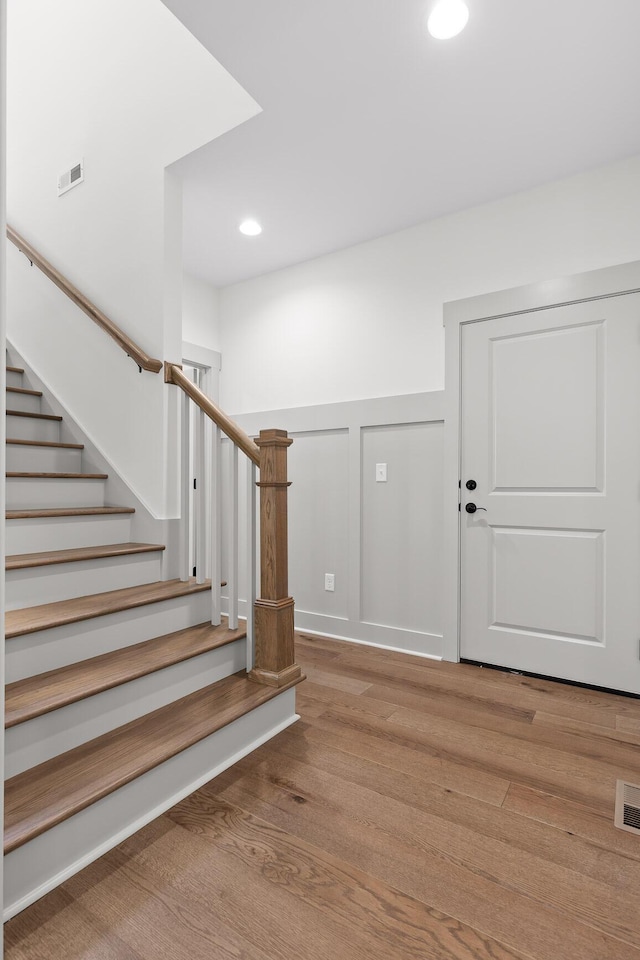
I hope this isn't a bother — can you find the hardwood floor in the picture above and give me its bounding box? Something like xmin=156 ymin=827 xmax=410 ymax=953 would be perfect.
xmin=6 ymin=633 xmax=640 ymax=959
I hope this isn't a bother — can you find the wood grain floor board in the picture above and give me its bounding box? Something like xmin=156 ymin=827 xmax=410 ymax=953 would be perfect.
xmin=260 ymin=727 xmax=640 ymax=892
xmin=208 ymin=766 xmax=638 ymax=960
xmin=6 ymin=635 xmax=640 ymax=960
xmin=59 ymin=821 xmax=277 ymax=960
xmin=311 ymin=646 xmax=633 ymax=727
xmin=228 ymin=745 xmax=640 ymax=945
xmin=165 ymin=795 xmax=533 ymax=960
xmin=616 ymin=716 xmax=640 ymax=742
xmin=502 ymin=783 xmax=640 ymax=863
xmin=309 ymin=702 xmax=612 ymax=815
xmin=386 ymin=705 xmax=640 ymax=809
xmin=108 ymin=815 xmax=381 ymax=960
xmin=295 ymin=711 xmax=513 ymax=806
xmin=4 ymin=887 xmax=144 ymax=960
xmin=310 ymin=634 xmax=640 ymax=715
xmin=296 ymin=680 xmax=399 ymax=719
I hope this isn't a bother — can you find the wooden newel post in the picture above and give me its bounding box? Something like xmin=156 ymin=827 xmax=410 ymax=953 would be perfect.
xmin=249 ymin=429 xmax=302 ymax=688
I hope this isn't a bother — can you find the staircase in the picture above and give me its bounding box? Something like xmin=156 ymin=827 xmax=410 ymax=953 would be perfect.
xmin=3 ymin=354 xmax=301 ymax=919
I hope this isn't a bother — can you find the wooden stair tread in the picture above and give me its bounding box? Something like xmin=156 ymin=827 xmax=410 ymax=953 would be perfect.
xmin=6 ymin=386 xmax=42 ymax=397
xmin=6 ymin=409 xmax=62 ymax=421
xmin=6 ymin=438 xmax=84 ymax=449
xmin=5 ymin=578 xmax=211 ymax=639
xmin=6 ymin=471 xmax=108 ymax=479
xmin=6 ymin=505 xmax=135 ymax=520
xmin=6 ymin=542 xmax=166 ymax=571
xmin=6 ymin=365 xmax=24 ymax=374
xmin=4 ymin=670 xmax=302 ymax=853
xmin=5 ymin=619 xmax=245 ymax=727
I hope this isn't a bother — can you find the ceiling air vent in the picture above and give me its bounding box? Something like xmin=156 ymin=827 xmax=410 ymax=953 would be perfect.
xmin=58 ymin=159 xmax=84 ymax=197
xmin=615 ymin=780 xmax=640 ymax=835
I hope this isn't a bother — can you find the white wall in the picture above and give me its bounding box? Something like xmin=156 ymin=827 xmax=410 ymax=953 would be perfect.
xmin=183 ymin=273 xmax=221 ymax=353
xmin=6 ymin=0 xmax=259 ymax=516
xmin=0 ymin=0 xmax=7 ymax=939
xmin=217 ymin=153 xmax=640 ymax=658
xmin=219 ymin=153 xmax=640 ymax=414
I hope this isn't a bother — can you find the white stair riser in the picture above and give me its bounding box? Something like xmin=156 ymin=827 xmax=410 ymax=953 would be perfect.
xmin=5 ymin=391 xmax=41 ymax=414
xmin=6 ymin=477 xmax=106 ymax=509
xmin=6 ymin=444 xmax=83 ymax=473
xmin=5 ymin=552 xmax=165 ymax=610
xmin=6 ymin=638 xmax=247 ymax=777
xmin=5 ymin=514 xmax=133 ymax=554
xmin=4 ymin=691 xmax=297 ymax=920
xmin=6 ymin=370 xmax=24 ymax=388
xmin=6 ymin=590 xmax=212 ymax=681
xmin=6 ymin=415 xmax=60 ymax=442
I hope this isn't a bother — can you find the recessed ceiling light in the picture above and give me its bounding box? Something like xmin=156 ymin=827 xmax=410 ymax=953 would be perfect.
xmin=239 ymin=219 xmax=262 ymax=236
xmin=427 ymin=0 xmax=469 ymax=39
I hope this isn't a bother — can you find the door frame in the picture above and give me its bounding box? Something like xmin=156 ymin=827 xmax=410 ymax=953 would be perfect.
xmin=442 ymin=260 xmax=640 ymax=664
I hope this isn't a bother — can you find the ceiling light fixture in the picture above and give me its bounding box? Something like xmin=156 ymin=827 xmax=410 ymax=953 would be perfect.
xmin=427 ymin=0 xmax=469 ymax=39
xmin=239 ymin=219 xmax=262 ymax=236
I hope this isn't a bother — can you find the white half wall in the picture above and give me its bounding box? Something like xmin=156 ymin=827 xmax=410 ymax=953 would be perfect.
xmin=227 ymin=393 xmax=445 ymax=658
xmin=183 ymin=273 xmax=222 ymax=354
xmin=218 ymin=153 xmax=640 ymax=414
xmin=6 ymin=0 xmax=260 ymax=516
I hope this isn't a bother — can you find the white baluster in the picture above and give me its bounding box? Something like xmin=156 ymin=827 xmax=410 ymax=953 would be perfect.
xmin=195 ymin=408 xmax=206 ymax=584
xmin=227 ymin=445 xmax=239 ymax=628
xmin=179 ymin=389 xmax=190 ymax=582
xmin=210 ymin=425 xmax=222 ymax=625
xmin=245 ymin=459 xmax=257 ymax=670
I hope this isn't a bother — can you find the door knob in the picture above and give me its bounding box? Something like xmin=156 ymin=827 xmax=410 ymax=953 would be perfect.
xmin=465 ymin=503 xmax=487 ymax=514
xmin=465 ymin=479 xmax=477 ymax=490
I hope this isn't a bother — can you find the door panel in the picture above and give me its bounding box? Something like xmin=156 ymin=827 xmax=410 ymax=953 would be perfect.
xmin=491 ymin=321 xmax=604 ymax=491
xmin=460 ymin=294 xmax=640 ymax=693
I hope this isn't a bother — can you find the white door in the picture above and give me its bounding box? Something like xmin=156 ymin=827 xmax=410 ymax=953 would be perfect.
xmin=460 ymin=293 xmax=640 ymax=694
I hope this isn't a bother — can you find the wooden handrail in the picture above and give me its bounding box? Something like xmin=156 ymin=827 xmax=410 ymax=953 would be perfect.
xmin=164 ymin=362 xmax=261 ymax=466
xmin=6 ymin=225 xmax=163 ymax=374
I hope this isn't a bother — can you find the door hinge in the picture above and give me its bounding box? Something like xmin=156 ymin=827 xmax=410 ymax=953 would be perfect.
xmin=193 ymin=478 xmax=197 ymax=490
xmin=193 ymin=566 xmax=197 ymax=577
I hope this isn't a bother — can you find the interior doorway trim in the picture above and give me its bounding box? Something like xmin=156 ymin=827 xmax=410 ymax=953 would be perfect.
xmin=442 ymin=259 xmax=640 ymax=664
xmin=181 ymin=340 xmax=221 ymax=403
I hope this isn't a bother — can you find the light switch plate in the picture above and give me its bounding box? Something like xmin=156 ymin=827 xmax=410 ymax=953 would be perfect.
xmin=376 ymin=463 xmax=388 ymax=482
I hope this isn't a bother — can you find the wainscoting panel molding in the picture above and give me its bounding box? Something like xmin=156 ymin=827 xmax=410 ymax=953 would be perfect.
xmin=226 ymin=392 xmax=445 ymax=659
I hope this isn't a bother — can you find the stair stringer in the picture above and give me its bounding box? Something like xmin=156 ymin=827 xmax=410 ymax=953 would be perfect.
xmin=4 ymin=689 xmax=298 ymax=920
xmin=6 ymin=341 xmax=182 ymax=578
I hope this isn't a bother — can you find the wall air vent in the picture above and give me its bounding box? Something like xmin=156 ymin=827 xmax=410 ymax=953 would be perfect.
xmin=615 ymin=780 xmax=640 ymax=836
xmin=58 ymin=159 xmax=84 ymax=197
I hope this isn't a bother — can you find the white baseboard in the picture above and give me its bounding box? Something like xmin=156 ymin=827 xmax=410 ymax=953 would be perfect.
xmin=294 ymin=610 xmax=443 ymax=659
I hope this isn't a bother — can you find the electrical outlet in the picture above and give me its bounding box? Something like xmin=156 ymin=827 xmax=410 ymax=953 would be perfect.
xmin=376 ymin=463 xmax=388 ymax=482
xmin=325 ymin=573 xmax=335 ymax=592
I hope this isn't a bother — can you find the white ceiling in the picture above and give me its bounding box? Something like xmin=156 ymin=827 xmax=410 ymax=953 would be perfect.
xmin=164 ymin=0 xmax=640 ymax=288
